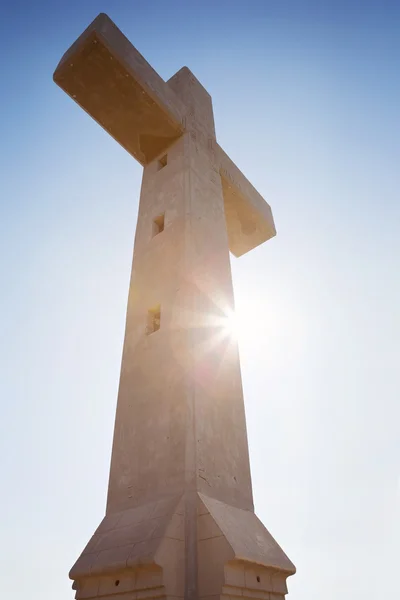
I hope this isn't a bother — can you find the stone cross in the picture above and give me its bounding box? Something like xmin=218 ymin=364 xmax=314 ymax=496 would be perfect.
xmin=54 ymin=13 xmax=295 ymax=600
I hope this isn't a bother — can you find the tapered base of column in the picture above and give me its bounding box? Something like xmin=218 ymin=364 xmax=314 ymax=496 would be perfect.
xmin=70 ymin=493 xmax=295 ymax=599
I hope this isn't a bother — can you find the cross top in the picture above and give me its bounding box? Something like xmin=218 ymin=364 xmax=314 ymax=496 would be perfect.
xmin=54 ymin=12 xmax=275 ymax=257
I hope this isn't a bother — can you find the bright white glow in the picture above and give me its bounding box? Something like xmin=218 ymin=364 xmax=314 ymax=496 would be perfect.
xmin=220 ymin=308 xmax=239 ymax=340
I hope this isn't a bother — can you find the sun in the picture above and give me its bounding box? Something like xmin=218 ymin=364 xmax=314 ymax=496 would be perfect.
xmin=220 ymin=307 xmax=240 ymax=340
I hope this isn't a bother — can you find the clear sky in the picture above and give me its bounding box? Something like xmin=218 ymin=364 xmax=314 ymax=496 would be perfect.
xmin=0 ymin=1 xmax=399 ymax=598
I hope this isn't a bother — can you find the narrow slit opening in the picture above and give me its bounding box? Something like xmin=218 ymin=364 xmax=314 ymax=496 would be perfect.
xmin=147 ymin=305 xmax=161 ymax=335
xmin=152 ymin=214 xmax=165 ymax=237
xmin=158 ymin=154 xmax=167 ymax=170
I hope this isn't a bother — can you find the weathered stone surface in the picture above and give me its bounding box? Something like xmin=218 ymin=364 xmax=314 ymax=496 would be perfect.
xmin=199 ymin=493 xmax=295 ymax=574
xmin=53 ymin=13 xmax=185 ymax=164
xmin=218 ymin=146 xmax=276 ymax=257
xmin=54 ymin=12 xmax=295 ymax=600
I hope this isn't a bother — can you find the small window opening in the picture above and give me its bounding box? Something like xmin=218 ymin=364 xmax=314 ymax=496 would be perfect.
xmin=158 ymin=154 xmax=167 ymax=170
xmin=256 ymin=576 xmax=261 ymax=583
xmin=147 ymin=305 xmax=161 ymax=335
xmin=152 ymin=213 xmax=165 ymax=237
xmin=115 ymin=580 xmax=120 ymax=587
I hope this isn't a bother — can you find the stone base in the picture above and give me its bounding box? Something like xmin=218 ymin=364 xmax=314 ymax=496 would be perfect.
xmin=72 ymin=567 xmax=166 ymax=600
xmin=197 ymin=494 xmax=294 ymax=599
xmin=70 ymin=493 xmax=295 ymax=599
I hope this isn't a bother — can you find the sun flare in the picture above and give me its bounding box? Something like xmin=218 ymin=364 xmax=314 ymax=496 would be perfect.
xmin=221 ymin=308 xmax=239 ymax=340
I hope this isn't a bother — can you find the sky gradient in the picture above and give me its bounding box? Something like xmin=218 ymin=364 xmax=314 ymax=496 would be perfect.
xmin=1 ymin=1 xmax=399 ymax=599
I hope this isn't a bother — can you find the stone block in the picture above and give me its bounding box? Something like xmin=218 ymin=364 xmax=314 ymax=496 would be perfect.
xmin=219 ymin=146 xmax=276 ymax=257
xmin=198 ymin=512 xmax=224 ymax=541
xmin=76 ymin=577 xmax=100 ymax=599
xmin=53 ymin=13 xmax=184 ymax=164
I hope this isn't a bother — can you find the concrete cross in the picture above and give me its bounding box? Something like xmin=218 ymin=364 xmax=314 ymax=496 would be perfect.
xmin=54 ymin=12 xmax=295 ymax=600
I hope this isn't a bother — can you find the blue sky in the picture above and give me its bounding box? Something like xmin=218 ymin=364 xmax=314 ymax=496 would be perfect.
xmin=0 ymin=1 xmax=399 ymax=598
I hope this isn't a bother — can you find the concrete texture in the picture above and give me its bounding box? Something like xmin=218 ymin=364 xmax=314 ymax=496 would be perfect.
xmin=53 ymin=13 xmax=275 ymax=256
xmin=54 ymin=12 xmax=295 ymax=600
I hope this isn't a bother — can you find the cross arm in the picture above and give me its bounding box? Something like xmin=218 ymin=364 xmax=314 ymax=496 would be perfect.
xmin=218 ymin=145 xmax=276 ymax=257
xmin=53 ymin=13 xmax=185 ymax=165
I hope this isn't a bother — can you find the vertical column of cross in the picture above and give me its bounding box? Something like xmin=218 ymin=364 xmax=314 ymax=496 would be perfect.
xmin=168 ymin=68 xmax=254 ymax=509
xmin=106 ymin=133 xmax=193 ymax=514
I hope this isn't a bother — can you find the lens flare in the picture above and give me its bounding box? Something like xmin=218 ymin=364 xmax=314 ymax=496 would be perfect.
xmin=222 ymin=308 xmax=239 ymax=339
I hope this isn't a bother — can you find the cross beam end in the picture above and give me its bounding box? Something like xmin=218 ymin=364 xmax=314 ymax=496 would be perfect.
xmin=53 ymin=13 xmax=184 ymax=165
xmin=218 ymin=146 xmax=276 ymax=257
